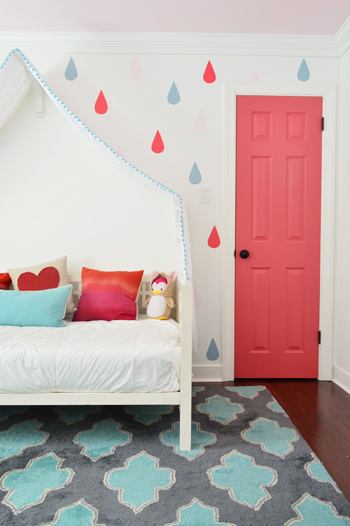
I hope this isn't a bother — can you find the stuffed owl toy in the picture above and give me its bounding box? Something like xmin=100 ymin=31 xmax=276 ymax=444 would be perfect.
xmin=143 ymin=271 xmax=177 ymax=320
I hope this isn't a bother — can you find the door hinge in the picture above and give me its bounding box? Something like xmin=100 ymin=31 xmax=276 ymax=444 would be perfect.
xmin=318 ymin=331 xmax=321 ymax=345
xmin=321 ymin=117 xmax=324 ymax=131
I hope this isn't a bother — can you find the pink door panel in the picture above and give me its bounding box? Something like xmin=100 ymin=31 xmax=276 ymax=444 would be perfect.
xmin=235 ymin=96 xmax=322 ymax=378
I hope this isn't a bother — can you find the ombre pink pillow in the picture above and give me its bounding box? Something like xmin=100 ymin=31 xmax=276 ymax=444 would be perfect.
xmin=73 ymin=291 xmax=137 ymax=322
xmin=73 ymin=268 xmax=144 ymax=322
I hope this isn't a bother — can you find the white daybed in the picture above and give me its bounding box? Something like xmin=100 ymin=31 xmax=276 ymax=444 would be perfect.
xmin=0 ymin=273 xmax=193 ymax=450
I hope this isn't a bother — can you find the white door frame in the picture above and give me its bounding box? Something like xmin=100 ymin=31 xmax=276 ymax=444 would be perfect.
xmin=222 ymin=82 xmax=337 ymax=381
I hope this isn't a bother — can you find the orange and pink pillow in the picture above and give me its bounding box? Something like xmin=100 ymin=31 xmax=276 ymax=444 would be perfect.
xmin=73 ymin=267 xmax=144 ymax=322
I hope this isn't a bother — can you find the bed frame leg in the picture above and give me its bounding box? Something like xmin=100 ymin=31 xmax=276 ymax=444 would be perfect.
xmin=177 ymin=274 xmax=193 ymax=451
xmin=179 ymin=398 xmax=192 ymax=450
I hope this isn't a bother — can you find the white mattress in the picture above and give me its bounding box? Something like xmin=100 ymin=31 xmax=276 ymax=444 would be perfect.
xmin=0 ymin=316 xmax=181 ymax=394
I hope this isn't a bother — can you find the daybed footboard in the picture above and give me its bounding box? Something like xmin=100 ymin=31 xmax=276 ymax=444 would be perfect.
xmin=0 ymin=274 xmax=193 ymax=450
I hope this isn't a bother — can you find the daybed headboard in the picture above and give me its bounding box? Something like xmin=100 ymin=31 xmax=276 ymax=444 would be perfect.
xmin=68 ymin=274 xmax=179 ymax=321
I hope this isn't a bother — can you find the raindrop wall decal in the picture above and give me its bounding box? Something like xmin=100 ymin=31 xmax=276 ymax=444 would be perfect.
xmin=208 ymin=226 xmax=220 ymax=248
xmin=207 ymin=338 xmax=219 ymax=361
xmin=195 ymin=111 xmax=207 ymax=133
xmin=297 ymin=59 xmax=310 ymax=81
xmin=117 ymin=148 xmax=124 ymax=157
xmin=95 ymin=90 xmax=108 ymax=114
xmin=65 ymin=57 xmax=77 ymax=81
xmin=130 ymin=58 xmax=142 ymax=80
xmin=167 ymin=81 xmax=180 ymax=105
xmin=189 ymin=162 xmax=202 ymax=184
xmin=252 ymin=71 xmax=260 ymax=81
xmin=151 ymin=130 xmax=164 ymax=153
xmin=194 ymin=286 xmax=201 ymax=309
xmin=203 ymin=60 xmax=216 ymax=83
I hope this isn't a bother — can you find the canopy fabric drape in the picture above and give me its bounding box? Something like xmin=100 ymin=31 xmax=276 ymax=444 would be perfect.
xmin=0 ymin=49 xmax=197 ymax=351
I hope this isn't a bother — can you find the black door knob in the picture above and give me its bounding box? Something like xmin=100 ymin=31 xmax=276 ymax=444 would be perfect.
xmin=240 ymin=250 xmax=249 ymax=259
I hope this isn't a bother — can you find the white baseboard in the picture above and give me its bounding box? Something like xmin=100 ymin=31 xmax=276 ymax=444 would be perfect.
xmin=332 ymin=365 xmax=350 ymax=395
xmin=192 ymin=365 xmax=223 ymax=383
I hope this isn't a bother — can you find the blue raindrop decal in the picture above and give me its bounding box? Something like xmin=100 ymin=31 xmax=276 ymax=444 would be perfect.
xmin=65 ymin=57 xmax=78 ymax=81
xmin=189 ymin=162 xmax=202 ymax=185
xmin=167 ymin=81 xmax=180 ymax=105
xmin=297 ymin=59 xmax=310 ymax=82
xmin=207 ymin=338 xmax=219 ymax=361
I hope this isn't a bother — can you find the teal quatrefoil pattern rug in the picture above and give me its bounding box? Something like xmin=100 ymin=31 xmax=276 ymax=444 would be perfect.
xmin=0 ymin=387 xmax=349 ymax=526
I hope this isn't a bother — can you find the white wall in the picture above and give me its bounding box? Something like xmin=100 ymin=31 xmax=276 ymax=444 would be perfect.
xmin=333 ymin=46 xmax=350 ymax=394
xmin=0 ymin=37 xmax=344 ymax=382
xmin=0 ymin=89 xmax=182 ymax=274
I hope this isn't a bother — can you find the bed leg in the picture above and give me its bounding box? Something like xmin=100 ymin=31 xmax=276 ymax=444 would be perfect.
xmin=179 ymin=398 xmax=192 ymax=450
xmin=178 ymin=274 xmax=193 ymax=451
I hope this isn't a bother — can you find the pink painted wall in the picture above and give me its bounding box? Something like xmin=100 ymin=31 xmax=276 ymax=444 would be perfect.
xmin=0 ymin=0 xmax=349 ymax=34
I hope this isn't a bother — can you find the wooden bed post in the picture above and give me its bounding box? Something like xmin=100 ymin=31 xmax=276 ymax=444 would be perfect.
xmin=178 ymin=275 xmax=193 ymax=450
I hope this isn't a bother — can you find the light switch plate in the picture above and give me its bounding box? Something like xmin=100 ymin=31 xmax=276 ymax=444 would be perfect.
xmin=199 ymin=186 xmax=211 ymax=204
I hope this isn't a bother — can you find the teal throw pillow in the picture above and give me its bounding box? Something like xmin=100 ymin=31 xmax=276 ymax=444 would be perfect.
xmin=0 ymin=285 xmax=72 ymax=327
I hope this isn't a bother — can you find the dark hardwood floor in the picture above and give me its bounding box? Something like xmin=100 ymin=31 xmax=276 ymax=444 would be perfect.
xmin=193 ymin=379 xmax=350 ymax=502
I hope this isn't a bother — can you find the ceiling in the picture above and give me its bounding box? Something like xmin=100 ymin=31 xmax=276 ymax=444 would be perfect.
xmin=0 ymin=0 xmax=349 ymax=35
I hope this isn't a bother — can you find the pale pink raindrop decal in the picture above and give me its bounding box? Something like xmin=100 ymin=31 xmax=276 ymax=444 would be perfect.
xmin=203 ymin=60 xmax=216 ymax=83
xmin=130 ymin=58 xmax=142 ymax=80
xmin=208 ymin=226 xmax=220 ymax=248
xmin=117 ymin=148 xmax=125 ymax=157
xmin=252 ymin=71 xmax=260 ymax=81
xmin=194 ymin=286 xmax=201 ymax=309
xmin=95 ymin=90 xmax=108 ymax=114
xmin=195 ymin=111 xmax=207 ymax=133
xmin=151 ymin=130 xmax=164 ymax=154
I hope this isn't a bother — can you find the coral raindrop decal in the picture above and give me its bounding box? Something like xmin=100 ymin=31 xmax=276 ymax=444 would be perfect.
xmin=65 ymin=57 xmax=78 ymax=81
xmin=151 ymin=130 xmax=165 ymax=153
xmin=189 ymin=162 xmax=202 ymax=185
xmin=167 ymin=81 xmax=180 ymax=105
xmin=297 ymin=59 xmax=310 ymax=81
xmin=130 ymin=58 xmax=142 ymax=80
xmin=95 ymin=90 xmax=108 ymax=114
xmin=203 ymin=60 xmax=216 ymax=83
xmin=207 ymin=338 xmax=219 ymax=361
xmin=208 ymin=226 xmax=220 ymax=248
xmin=195 ymin=111 xmax=207 ymax=133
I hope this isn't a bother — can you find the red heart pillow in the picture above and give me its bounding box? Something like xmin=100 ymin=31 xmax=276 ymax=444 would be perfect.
xmin=17 ymin=267 xmax=60 ymax=291
xmin=8 ymin=256 xmax=76 ymax=314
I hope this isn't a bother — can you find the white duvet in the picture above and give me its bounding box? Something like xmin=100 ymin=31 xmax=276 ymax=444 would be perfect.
xmin=0 ymin=317 xmax=181 ymax=394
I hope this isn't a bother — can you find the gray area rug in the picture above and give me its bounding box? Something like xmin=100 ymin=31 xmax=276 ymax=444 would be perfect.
xmin=0 ymin=385 xmax=349 ymax=525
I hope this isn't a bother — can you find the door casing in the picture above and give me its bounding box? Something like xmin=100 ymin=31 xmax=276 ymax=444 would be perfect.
xmin=222 ymin=82 xmax=336 ymax=381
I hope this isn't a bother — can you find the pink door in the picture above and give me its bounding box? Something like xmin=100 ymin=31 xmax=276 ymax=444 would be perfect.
xmin=235 ymin=95 xmax=322 ymax=378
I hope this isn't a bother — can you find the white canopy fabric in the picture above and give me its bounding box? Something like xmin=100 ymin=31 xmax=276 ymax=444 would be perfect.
xmin=0 ymin=49 xmax=191 ymax=279
xmin=0 ymin=50 xmax=31 ymax=131
xmin=0 ymin=49 xmax=197 ymax=350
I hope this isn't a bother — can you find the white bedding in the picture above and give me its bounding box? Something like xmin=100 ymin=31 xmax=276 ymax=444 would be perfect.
xmin=0 ymin=316 xmax=181 ymax=394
